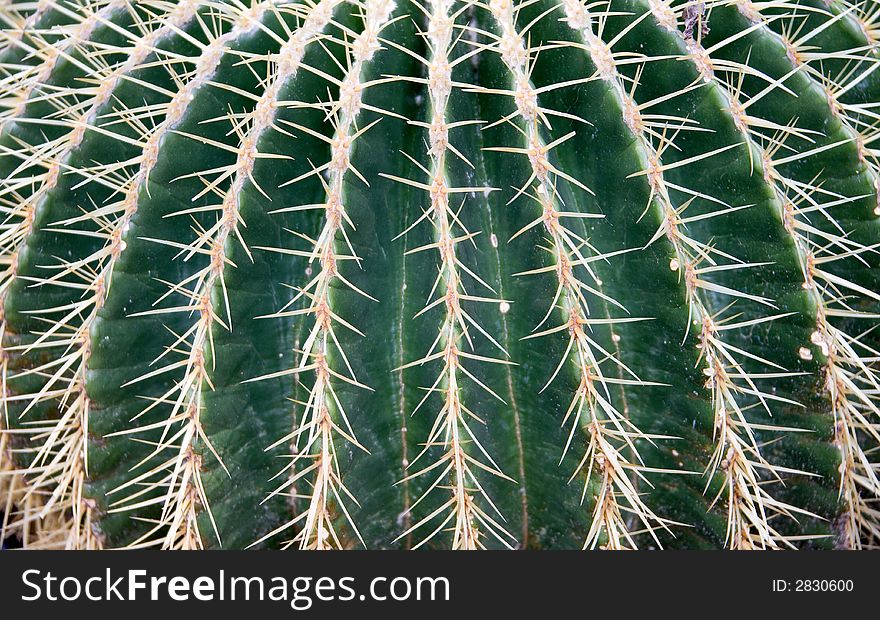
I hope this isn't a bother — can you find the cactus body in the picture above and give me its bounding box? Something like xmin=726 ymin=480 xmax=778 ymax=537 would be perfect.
xmin=0 ymin=0 xmax=878 ymax=550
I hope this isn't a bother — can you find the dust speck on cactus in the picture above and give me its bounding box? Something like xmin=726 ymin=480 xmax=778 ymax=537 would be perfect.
xmin=0 ymin=0 xmax=878 ymax=551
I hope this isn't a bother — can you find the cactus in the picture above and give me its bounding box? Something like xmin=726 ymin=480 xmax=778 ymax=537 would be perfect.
xmin=0 ymin=0 xmax=878 ymax=551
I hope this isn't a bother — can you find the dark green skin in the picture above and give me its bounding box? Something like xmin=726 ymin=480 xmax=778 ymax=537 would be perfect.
xmin=2 ymin=0 xmax=878 ymax=549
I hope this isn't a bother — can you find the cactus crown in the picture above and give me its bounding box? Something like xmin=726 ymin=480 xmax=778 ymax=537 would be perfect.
xmin=0 ymin=0 xmax=879 ymax=550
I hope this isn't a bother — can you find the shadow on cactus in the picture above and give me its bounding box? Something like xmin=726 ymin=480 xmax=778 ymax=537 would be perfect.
xmin=0 ymin=0 xmax=878 ymax=550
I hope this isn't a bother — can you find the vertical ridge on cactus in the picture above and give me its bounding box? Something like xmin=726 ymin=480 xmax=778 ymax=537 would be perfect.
xmin=0 ymin=0 xmax=878 ymax=550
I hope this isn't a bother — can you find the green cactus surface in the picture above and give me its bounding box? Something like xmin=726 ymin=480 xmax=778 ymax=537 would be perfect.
xmin=0 ymin=0 xmax=878 ymax=551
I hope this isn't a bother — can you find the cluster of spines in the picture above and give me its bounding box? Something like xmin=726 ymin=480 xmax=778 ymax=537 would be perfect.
xmin=645 ymin=0 xmax=880 ymax=548
xmin=0 ymin=0 xmax=28 ymax=49
xmin=649 ymin=0 xmax=817 ymax=552
xmin=3 ymin=0 xmax=321 ymax=550
xmin=709 ymin=0 xmax=880 ymax=548
xmin=476 ymin=0 xmax=682 ymax=549
xmin=0 ymin=0 xmax=213 ymax=550
xmin=652 ymin=0 xmax=880 ymax=548
xmin=770 ymin=0 xmax=880 ymax=165
xmin=0 ymin=1 xmax=99 ymax=79
xmin=0 ymin=0 xmax=131 ymax=547
xmin=840 ymin=0 xmax=879 ymax=45
xmin=245 ymin=0 xmax=401 ymax=550
xmin=0 ymin=0 xmax=125 ymax=322
xmin=379 ymin=0 xmax=519 ymax=550
xmin=566 ymin=0 xmax=827 ymax=549
xmin=1 ymin=1 xmax=120 ymax=120
xmin=105 ymin=0 xmax=349 ymax=550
